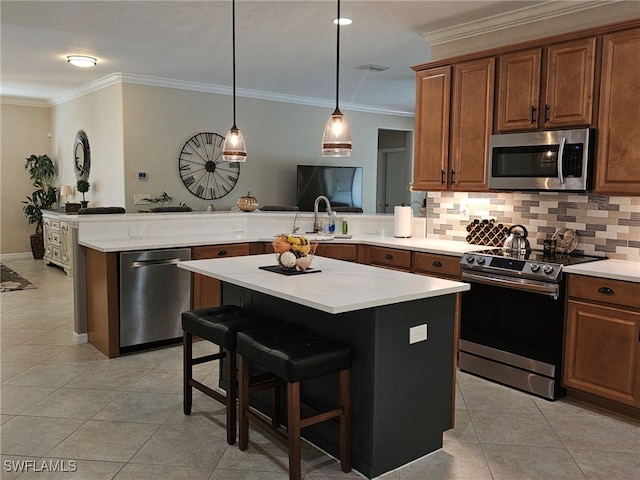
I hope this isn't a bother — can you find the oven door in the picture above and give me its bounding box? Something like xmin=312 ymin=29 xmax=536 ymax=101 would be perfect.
xmin=459 ymin=271 xmax=566 ymax=400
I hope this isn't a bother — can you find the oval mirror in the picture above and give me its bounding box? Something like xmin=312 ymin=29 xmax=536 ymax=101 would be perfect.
xmin=73 ymin=130 xmax=91 ymax=181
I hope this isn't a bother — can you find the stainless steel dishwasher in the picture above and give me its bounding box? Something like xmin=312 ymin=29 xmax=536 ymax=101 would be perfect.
xmin=120 ymin=248 xmax=191 ymax=350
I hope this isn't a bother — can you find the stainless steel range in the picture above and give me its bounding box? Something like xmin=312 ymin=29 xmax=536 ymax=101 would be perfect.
xmin=459 ymin=249 xmax=603 ymax=400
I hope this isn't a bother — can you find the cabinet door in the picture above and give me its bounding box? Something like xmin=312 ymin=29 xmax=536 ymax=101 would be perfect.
xmin=496 ymin=48 xmax=541 ymax=132
xmin=192 ymin=243 xmax=250 ymax=309
xmin=564 ymin=300 xmax=640 ymax=408
xmin=595 ymin=27 xmax=640 ymax=195
xmin=413 ymin=66 xmax=451 ymax=191
xmin=450 ymin=58 xmax=494 ymax=191
xmin=544 ymin=37 xmax=596 ymax=128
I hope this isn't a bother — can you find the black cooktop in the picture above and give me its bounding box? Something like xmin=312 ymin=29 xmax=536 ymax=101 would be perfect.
xmin=468 ymin=249 xmax=605 ymax=267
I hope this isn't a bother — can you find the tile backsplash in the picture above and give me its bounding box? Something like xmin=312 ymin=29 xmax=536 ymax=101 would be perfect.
xmin=425 ymin=192 xmax=640 ymax=262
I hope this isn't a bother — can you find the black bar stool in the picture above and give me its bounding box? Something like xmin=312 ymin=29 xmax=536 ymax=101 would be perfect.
xmin=182 ymin=305 xmax=281 ymax=445
xmin=236 ymin=323 xmax=352 ymax=480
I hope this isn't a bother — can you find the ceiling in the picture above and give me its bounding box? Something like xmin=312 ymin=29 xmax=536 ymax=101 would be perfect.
xmin=1 ymin=1 xmax=636 ymax=114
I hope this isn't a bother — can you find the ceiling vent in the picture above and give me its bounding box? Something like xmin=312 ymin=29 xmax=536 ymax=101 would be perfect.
xmin=356 ymin=64 xmax=390 ymax=72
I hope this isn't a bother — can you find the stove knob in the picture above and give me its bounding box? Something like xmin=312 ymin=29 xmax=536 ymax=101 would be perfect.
xmin=476 ymin=256 xmax=486 ymax=265
xmin=530 ymin=263 xmax=540 ymax=272
xmin=465 ymin=254 xmax=475 ymax=263
xmin=543 ymin=264 xmax=554 ymax=275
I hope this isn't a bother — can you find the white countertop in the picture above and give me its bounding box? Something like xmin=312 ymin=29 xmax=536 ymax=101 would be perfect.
xmin=79 ymin=233 xmax=486 ymax=257
xmin=563 ymin=259 xmax=640 ymax=283
xmin=178 ymin=254 xmax=470 ymax=314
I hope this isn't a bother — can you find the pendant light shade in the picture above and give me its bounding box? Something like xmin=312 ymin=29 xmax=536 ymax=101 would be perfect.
xmin=322 ymin=0 xmax=351 ymax=157
xmin=322 ymin=108 xmax=351 ymax=157
xmin=222 ymin=0 xmax=247 ymax=163
xmin=222 ymin=126 xmax=247 ymax=162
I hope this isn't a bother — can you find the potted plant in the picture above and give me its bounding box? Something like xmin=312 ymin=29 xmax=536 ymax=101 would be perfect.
xmin=76 ymin=179 xmax=90 ymax=208
xmin=22 ymin=154 xmax=58 ymax=259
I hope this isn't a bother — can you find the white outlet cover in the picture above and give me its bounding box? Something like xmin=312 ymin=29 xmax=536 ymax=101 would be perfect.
xmin=409 ymin=324 xmax=427 ymax=344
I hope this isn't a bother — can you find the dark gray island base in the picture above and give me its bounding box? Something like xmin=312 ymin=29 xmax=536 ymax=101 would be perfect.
xmin=222 ymin=282 xmax=455 ymax=478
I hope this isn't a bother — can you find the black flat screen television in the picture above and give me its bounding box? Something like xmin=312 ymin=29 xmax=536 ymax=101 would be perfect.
xmin=296 ymin=165 xmax=363 ymax=212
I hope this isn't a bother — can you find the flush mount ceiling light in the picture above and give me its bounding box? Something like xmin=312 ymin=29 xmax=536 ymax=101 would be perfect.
xmin=333 ymin=17 xmax=352 ymax=25
xmin=322 ymin=0 xmax=352 ymax=158
xmin=66 ymin=55 xmax=97 ymax=68
xmin=222 ymin=0 xmax=247 ymax=163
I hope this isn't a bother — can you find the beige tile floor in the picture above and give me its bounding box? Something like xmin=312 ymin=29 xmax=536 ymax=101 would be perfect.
xmin=1 ymin=257 xmax=639 ymax=480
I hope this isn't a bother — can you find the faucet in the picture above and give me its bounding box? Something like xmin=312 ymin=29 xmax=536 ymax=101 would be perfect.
xmin=313 ymin=195 xmax=333 ymax=233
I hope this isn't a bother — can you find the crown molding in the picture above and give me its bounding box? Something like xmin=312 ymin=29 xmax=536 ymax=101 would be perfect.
xmin=422 ymin=0 xmax=622 ymax=46
xmin=23 ymin=72 xmax=411 ymax=117
xmin=0 ymin=96 xmax=50 ymax=108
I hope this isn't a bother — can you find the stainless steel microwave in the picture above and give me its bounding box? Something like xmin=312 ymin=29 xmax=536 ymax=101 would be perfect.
xmin=488 ymin=128 xmax=594 ymax=192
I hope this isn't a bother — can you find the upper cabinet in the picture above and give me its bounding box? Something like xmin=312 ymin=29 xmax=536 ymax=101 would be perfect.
xmin=413 ymin=66 xmax=451 ymax=191
xmin=496 ymin=38 xmax=596 ymax=132
xmin=594 ymin=27 xmax=640 ymax=195
xmin=413 ymin=58 xmax=493 ymax=192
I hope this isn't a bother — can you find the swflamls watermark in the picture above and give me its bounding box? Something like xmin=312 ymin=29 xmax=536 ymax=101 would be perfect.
xmin=3 ymin=459 xmax=77 ymax=473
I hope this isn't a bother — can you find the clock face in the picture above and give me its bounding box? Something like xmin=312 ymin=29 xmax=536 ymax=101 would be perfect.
xmin=178 ymin=132 xmax=240 ymax=200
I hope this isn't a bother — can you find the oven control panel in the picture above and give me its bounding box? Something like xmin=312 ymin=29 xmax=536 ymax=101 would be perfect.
xmin=460 ymin=253 xmax=561 ymax=282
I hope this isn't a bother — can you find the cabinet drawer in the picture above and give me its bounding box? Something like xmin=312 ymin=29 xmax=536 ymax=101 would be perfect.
xmin=51 ymin=246 xmax=61 ymax=261
xmin=567 ymin=275 xmax=639 ymax=310
xmin=413 ymin=252 xmax=461 ymax=279
xmin=51 ymin=231 xmax=61 ymax=246
xmin=316 ymin=244 xmax=357 ymax=262
xmin=49 ymin=219 xmax=60 ymax=231
xmin=369 ymin=247 xmax=411 ymax=271
xmin=193 ymin=243 xmax=250 ymax=259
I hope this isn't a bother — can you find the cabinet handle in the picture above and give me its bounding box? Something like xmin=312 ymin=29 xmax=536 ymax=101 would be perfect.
xmin=384 ymin=253 xmax=394 ymax=260
xmin=432 ymin=261 xmax=443 ymax=268
xmin=218 ymin=250 xmax=228 ymax=256
xmin=530 ymin=105 xmax=537 ymax=124
xmin=440 ymin=170 xmax=445 ymax=185
xmin=544 ymin=104 xmax=550 ymax=123
xmin=451 ymin=170 xmax=456 ymax=185
xmin=597 ymin=286 xmax=614 ymax=295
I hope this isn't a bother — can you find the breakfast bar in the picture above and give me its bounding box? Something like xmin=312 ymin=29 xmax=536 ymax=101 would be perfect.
xmin=178 ymin=254 xmax=469 ymax=478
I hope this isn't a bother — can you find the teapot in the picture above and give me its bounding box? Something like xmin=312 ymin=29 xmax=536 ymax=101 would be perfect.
xmin=502 ymin=224 xmax=530 ymax=255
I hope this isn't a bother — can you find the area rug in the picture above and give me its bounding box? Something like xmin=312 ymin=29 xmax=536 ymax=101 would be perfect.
xmin=0 ymin=263 xmax=37 ymax=292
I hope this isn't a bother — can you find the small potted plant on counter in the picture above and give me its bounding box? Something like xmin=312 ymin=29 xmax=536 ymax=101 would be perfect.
xmin=76 ymin=179 xmax=90 ymax=208
xmin=22 ymin=154 xmax=58 ymax=259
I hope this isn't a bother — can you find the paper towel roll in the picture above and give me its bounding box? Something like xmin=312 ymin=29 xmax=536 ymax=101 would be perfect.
xmin=394 ymin=206 xmax=413 ymax=238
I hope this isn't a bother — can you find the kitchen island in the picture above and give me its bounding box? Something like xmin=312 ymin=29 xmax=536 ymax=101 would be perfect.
xmin=178 ymin=254 xmax=469 ymax=478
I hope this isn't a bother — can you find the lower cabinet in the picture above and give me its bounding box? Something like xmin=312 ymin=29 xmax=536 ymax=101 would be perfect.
xmin=192 ymin=243 xmax=251 ymax=309
xmin=368 ymin=246 xmax=412 ymax=271
xmin=315 ymin=243 xmax=358 ymax=262
xmin=412 ymin=252 xmax=462 ymax=280
xmin=564 ymin=275 xmax=640 ymax=408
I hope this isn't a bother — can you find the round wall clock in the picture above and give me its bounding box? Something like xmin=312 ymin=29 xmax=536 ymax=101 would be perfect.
xmin=178 ymin=132 xmax=240 ymax=200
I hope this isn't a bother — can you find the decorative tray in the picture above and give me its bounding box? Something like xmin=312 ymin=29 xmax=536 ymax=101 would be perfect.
xmin=259 ymin=265 xmax=321 ymax=276
xmin=465 ymin=219 xmax=510 ymax=247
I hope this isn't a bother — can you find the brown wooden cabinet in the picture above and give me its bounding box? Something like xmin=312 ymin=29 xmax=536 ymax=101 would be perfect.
xmin=369 ymin=246 xmax=412 ymax=272
xmin=412 ymin=252 xmax=462 ymax=280
xmin=412 ymin=66 xmax=451 ymax=191
xmin=192 ymin=243 xmax=251 ymax=309
xmin=315 ymin=243 xmax=358 ymax=262
xmin=564 ymin=274 xmax=640 ymax=408
xmin=413 ymin=59 xmax=493 ymax=192
xmin=496 ymin=38 xmax=596 ymax=132
xmin=449 ymin=57 xmax=494 ymax=191
xmin=595 ymin=27 xmax=640 ymax=195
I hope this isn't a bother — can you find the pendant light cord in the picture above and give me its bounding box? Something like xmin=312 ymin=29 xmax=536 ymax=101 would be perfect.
xmin=335 ymin=0 xmax=341 ymax=113
xmin=231 ymin=0 xmax=237 ymax=129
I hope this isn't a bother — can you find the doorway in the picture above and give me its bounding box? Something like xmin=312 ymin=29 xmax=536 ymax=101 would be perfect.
xmin=376 ymin=130 xmax=412 ymax=213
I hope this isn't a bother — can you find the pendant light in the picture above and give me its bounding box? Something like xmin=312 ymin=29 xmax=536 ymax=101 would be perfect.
xmin=222 ymin=0 xmax=247 ymax=162
xmin=322 ymin=0 xmax=352 ymax=157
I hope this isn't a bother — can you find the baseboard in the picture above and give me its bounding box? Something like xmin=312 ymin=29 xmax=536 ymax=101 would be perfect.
xmin=0 ymin=252 xmax=34 ymax=260
xmin=73 ymin=332 xmax=88 ymax=344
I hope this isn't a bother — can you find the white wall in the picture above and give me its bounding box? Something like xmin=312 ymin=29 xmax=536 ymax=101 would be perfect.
xmin=50 ymin=83 xmax=126 ymax=208
xmin=0 ymin=104 xmax=51 ymax=254
xmin=122 ymin=82 xmax=414 ymax=213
